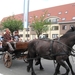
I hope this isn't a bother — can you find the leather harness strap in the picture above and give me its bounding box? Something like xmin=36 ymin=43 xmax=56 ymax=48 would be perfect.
xmin=49 ymin=40 xmax=54 ymax=54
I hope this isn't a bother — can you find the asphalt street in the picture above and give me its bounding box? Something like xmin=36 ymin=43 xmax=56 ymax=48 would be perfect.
xmin=0 ymin=58 xmax=55 ymax=75
xmin=0 ymin=56 xmax=74 ymax=75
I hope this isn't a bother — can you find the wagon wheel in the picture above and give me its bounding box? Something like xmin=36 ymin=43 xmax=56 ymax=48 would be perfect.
xmin=3 ymin=52 xmax=12 ymax=68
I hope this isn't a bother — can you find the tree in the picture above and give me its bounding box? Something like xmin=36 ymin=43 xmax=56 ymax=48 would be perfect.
xmin=31 ymin=13 xmax=51 ymax=38
xmin=1 ymin=16 xmax=23 ymax=34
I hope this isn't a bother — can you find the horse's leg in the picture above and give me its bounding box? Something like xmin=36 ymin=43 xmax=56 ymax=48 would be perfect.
xmin=27 ymin=51 xmax=36 ymax=75
xmin=31 ymin=59 xmax=36 ymax=75
xmin=35 ymin=58 xmax=44 ymax=70
xmin=54 ymin=63 xmax=60 ymax=75
xmin=66 ymin=58 xmax=75 ymax=75
xmin=59 ymin=60 xmax=70 ymax=75
xmin=27 ymin=52 xmax=31 ymax=72
xmin=35 ymin=54 xmax=40 ymax=65
xmin=38 ymin=58 xmax=44 ymax=70
xmin=27 ymin=59 xmax=31 ymax=72
xmin=27 ymin=59 xmax=36 ymax=75
xmin=56 ymin=59 xmax=70 ymax=75
xmin=35 ymin=58 xmax=40 ymax=65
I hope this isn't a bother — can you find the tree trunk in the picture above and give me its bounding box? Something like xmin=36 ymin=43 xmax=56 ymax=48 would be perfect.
xmin=37 ymin=34 xmax=40 ymax=39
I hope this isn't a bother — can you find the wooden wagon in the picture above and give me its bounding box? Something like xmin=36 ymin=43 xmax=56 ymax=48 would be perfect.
xmin=1 ymin=41 xmax=28 ymax=68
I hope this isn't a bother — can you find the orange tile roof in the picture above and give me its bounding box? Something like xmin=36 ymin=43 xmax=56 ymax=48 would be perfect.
xmin=1 ymin=2 xmax=75 ymax=23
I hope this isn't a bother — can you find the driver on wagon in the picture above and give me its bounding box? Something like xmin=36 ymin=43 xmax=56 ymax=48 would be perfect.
xmin=2 ymin=28 xmax=14 ymax=51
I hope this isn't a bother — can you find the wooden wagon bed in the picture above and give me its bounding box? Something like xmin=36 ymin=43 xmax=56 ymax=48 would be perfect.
xmin=16 ymin=42 xmax=28 ymax=50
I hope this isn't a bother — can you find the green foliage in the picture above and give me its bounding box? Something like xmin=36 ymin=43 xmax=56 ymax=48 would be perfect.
xmin=1 ymin=16 xmax=23 ymax=33
xmin=31 ymin=12 xmax=51 ymax=38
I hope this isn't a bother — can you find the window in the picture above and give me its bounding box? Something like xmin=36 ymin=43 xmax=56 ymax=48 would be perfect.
xmin=51 ymin=19 xmax=57 ymax=24
xmin=70 ymin=25 xmax=74 ymax=28
xmin=26 ymin=28 xmax=29 ymax=31
xmin=72 ymin=17 xmax=75 ymax=20
xmin=26 ymin=34 xmax=30 ymax=37
xmin=47 ymin=14 xmax=50 ymax=16
xmin=62 ymin=18 xmax=66 ymax=21
xmin=47 ymin=19 xmax=51 ymax=22
xmin=58 ymin=12 xmax=62 ymax=14
xmin=57 ymin=18 xmax=59 ymax=21
xmin=52 ymin=34 xmax=58 ymax=39
xmin=62 ymin=25 xmax=67 ymax=30
xmin=52 ymin=26 xmax=58 ymax=30
xmin=45 ymin=19 xmax=51 ymax=23
xmin=20 ymin=34 xmax=23 ymax=37
xmin=65 ymin=11 xmax=68 ymax=14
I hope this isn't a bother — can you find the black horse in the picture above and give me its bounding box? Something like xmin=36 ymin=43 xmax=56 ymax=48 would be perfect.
xmin=27 ymin=28 xmax=75 ymax=75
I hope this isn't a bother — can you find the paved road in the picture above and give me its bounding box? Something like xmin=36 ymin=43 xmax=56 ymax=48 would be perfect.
xmin=0 ymin=56 xmax=75 ymax=75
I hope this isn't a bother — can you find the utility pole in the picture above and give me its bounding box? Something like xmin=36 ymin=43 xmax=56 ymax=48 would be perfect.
xmin=23 ymin=0 xmax=29 ymax=41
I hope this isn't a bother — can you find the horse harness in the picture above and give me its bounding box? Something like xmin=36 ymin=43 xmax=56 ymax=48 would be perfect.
xmin=49 ymin=39 xmax=75 ymax=58
xmin=49 ymin=40 xmax=54 ymax=55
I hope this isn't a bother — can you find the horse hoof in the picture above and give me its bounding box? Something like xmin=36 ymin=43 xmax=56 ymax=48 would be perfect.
xmin=31 ymin=72 xmax=36 ymax=75
xmin=57 ymin=71 xmax=60 ymax=74
xmin=40 ymin=67 xmax=44 ymax=70
xmin=27 ymin=66 xmax=30 ymax=72
xmin=35 ymin=61 xmax=40 ymax=65
xmin=53 ymin=71 xmax=60 ymax=75
xmin=72 ymin=73 xmax=75 ymax=75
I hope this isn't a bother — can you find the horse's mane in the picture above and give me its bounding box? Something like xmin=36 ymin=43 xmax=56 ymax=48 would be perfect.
xmin=57 ymin=26 xmax=75 ymax=39
xmin=65 ymin=26 xmax=75 ymax=33
xmin=60 ymin=31 xmax=75 ymax=39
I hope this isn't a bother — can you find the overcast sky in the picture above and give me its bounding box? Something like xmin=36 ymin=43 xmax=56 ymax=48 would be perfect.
xmin=0 ymin=0 xmax=75 ymax=21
